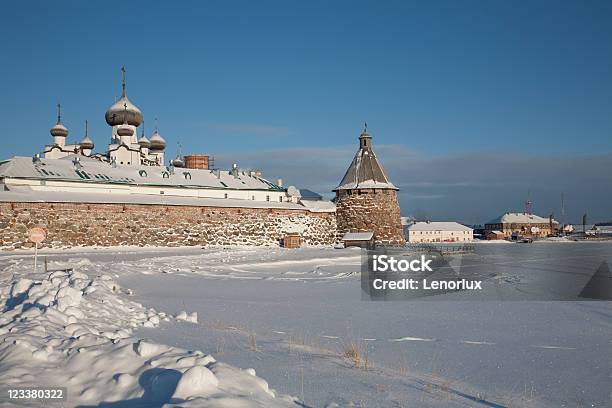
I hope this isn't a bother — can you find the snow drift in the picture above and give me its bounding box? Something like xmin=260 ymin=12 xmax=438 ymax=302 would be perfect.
xmin=0 ymin=262 xmax=297 ymax=407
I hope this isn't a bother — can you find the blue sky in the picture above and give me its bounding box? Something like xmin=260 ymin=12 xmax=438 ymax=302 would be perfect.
xmin=1 ymin=0 xmax=611 ymax=223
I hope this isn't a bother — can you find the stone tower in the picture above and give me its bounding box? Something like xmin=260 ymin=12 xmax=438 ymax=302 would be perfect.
xmin=334 ymin=127 xmax=405 ymax=246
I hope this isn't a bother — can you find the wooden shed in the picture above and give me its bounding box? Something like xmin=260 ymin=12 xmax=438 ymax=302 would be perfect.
xmin=283 ymin=233 xmax=302 ymax=249
xmin=342 ymin=231 xmax=375 ymax=249
xmin=485 ymin=230 xmax=505 ymax=240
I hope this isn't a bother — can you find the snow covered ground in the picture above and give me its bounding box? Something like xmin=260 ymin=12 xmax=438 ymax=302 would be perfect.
xmin=0 ymin=256 xmax=298 ymax=407
xmin=1 ymin=242 xmax=611 ymax=407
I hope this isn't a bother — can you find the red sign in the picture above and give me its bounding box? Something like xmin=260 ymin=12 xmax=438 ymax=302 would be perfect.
xmin=28 ymin=227 xmax=47 ymax=244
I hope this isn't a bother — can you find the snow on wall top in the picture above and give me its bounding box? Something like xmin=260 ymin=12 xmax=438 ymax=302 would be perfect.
xmin=0 ymin=185 xmax=335 ymax=212
xmin=407 ymin=222 xmax=473 ymax=232
xmin=299 ymin=199 xmax=336 ymax=212
xmin=342 ymin=231 xmax=374 ymax=241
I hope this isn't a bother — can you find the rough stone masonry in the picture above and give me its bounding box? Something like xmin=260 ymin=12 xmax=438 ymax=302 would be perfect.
xmin=335 ymin=189 xmax=405 ymax=246
xmin=0 ymin=202 xmax=337 ymax=250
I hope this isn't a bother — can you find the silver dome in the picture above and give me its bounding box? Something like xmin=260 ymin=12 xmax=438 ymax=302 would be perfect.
xmin=79 ymin=120 xmax=94 ymax=149
xmin=105 ymin=96 xmax=143 ymax=127
xmin=149 ymin=130 xmax=166 ymax=151
xmin=50 ymin=122 xmax=68 ymax=138
xmin=50 ymin=103 xmax=68 ymax=138
xmin=80 ymin=135 xmax=94 ymax=149
xmin=117 ymin=124 xmax=134 ymax=138
xmin=171 ymin=155 xmax=184 ymax=167
xmin=138 ymin=135 xmax=151 ymax=148
xmin=105 ymin=67 xmax=143 ymax=126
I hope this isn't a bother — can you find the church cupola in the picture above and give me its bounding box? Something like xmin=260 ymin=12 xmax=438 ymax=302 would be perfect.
xmin=359 ymin=127 xmax=372 ymax=150
xmin=116 ymin=103 xmax=135 ymax=145
xmin=79 ymin=120 xmax=94 ymax=152
xmin=50 ymin=103 xmax=69 ymax=146
xmin=105 ymin=66 xmax=143 ymax=127
xmin=149 ymin=119 xmax=166 ymax=151
xmin=137 ymin=122 xmax=151 ymax=149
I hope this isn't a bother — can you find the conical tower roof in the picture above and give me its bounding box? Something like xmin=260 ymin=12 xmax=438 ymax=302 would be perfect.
xmin=334 ymin=127 xmax=398 ymax=191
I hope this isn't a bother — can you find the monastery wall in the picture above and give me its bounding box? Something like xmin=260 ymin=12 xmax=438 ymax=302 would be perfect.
xmin=0 ymin=202 xmax=337 ymax=249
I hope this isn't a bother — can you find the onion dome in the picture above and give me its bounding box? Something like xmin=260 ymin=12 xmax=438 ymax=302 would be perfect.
xmin=117 ymin=124 xmax=134 ymax=138
xmin=105 ymin=67 xmax=143 ymax=127
xmin=149 ymin=129 xmax=166 ymax=151
xmin=116 ymin=103 xmax=135 ymax=139
xmin=50 ymin=103 xmax=69 ymax=138
xmin=79 ymin=120 xmax=94 ymax=149
xmin=171 ymin=155 xmax=184 ymax=167
xmin=137 ymin=123 xmax=150 ymax=148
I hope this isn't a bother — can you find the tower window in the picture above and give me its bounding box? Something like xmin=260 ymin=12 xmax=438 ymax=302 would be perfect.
xmin=266 ymin=195 xmax=270 ymax=202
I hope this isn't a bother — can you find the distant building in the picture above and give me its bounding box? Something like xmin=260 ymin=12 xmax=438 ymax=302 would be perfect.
xmin=485 ymin=212 xmax=558 ymax=239
xmin=406 ymin=221 xmax=473 ymax=243
xmin=400 ymin=216 xmax=416 ymax=238
xmin=566 ymin=224 xmax=612 ymax=238
xmin=485 ymin=230 xmax=505 ymax=240
xmin=472 ymin=225 xmax=485 ymax=240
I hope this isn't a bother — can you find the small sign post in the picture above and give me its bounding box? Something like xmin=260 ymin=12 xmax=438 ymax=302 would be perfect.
xmin=28 ymin=227 xmax=46 ymax=272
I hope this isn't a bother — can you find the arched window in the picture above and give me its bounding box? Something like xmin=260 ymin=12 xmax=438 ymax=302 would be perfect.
xmin=162 ymin=171 xmax=169 ymax=178
xmin=183 ymin=172 xmax=192 ymax=180
xmin=139 ymin=170 xmax=147 ymax=177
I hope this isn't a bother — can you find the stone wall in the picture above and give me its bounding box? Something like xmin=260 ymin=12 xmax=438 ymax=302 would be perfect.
xmin=335 ymin=189 xmax=405 ymax=246
xmin=0 ymin=202 xmax=337 ymax=250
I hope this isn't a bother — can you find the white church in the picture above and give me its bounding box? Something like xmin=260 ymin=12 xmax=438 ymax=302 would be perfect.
xmin=0 ymin=68 xmax=333 ymax=212
xmin=44 ymin=68 xmax=169 ymax=167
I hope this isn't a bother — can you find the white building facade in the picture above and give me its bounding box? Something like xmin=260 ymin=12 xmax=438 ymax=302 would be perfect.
xmin=406 ymin=221 xmax=473 ymax=243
